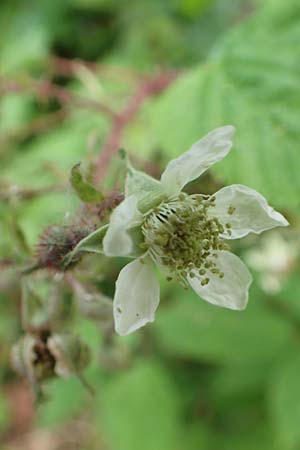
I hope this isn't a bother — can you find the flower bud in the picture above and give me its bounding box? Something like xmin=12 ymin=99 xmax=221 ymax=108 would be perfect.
xmin=10 ymin=333 xmax=55 ymax=383
xmin=11 ymin=332 xmax=90 ymax=384
xmin=36 ymin=224 xmax=93 ymax=271
xmin=47 ymin=333 xmax=90 ymax=377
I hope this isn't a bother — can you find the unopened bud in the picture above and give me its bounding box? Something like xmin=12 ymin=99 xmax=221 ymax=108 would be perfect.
xmin=11 ymin=332 xmax=90 ymax=384
xmin=47 ymin=333 xmax=90 ymax=378
xmin=10 ymin=332 xmax=55 ymax=383
xmin=36 ymin=224 xmax=93 ymax=271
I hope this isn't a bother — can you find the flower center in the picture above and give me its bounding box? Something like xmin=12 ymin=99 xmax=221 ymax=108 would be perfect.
xmin=141 ymin=193 xmax=229 ymax=287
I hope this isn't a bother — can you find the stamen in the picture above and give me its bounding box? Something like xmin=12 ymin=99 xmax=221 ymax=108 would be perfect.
xmin=141 ymin=194 xmax=228 ymax=287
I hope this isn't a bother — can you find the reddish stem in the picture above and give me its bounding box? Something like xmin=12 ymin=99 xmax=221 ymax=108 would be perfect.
xmin=93 ymin=70 xmax=179 ymax=185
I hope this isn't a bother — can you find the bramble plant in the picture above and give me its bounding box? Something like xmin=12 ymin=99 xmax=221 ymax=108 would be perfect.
xmin=12 ymin=125 xmax=289 ymax=394
xmin=75 ymin=126 xmax=289 ymax=335
xmin=2 ymin=2 xmax=300 ymax=448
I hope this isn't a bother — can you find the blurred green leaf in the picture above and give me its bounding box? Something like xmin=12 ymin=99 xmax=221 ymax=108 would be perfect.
xmin=148 ymin=0 xmax=300 ymax=210
xmin=18 ymin=192 xmax=79 ymax=246
xmin=277 ymin=271 xmax=300 ymax=319
xmin=3 ymin=113 xmax=107 ymax=188
xmin=98 ymin=360 xmax=180 ymax=450
xmin=212 ymin=425 xmax=276 ymax=450
xmin=37 ymin=377 xmax=87 ymax=428
xmin=212 ymin=365 xmax=268 ymax=401
xmin=269 ymin=352 xmax=300 ymax=450
xmin=154 ymin=288 xmax=292 ymax=365
xmin=0 ymin=0 xmax=67 ymax=73
xmin=176 ymin=0 xmax=213 ymax=18
xmin=176 ymin=423 xmax=212 ymax=450
xmin=0 ymin=93 xmax=33 ymax=134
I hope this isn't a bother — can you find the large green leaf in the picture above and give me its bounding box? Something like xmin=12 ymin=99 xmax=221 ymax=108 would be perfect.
xmin=153 ymin=288 xmax=292 ymax=366
xmin=98 ymin=360 xmax=180 ymax=450
xmin=211 ymin=426 xmax=276 ymax=450
xmin=148 ymin=0 xmax=300 ymax=210
xmin=0 ymin=0 xmax=67 ymax=73
xmin=3 ymin=113 xmax=107 ymax=188
xmin=37 ymin=377 xmax=87 ymax=428
xmin=269 ymin=352 xmax=300 ymax=450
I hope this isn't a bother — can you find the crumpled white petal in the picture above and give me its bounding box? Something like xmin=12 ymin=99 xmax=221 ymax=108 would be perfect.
xmin=210 ymin=184 xmax=289 ymax=240
xmin=103 ymin=195 xmax=143 ymax=257
xmin=187 ymin=250 xmax=252 ymax=310
xmin=160 ymin=126 xmax=235 ymax=197
xmin=113 ymin=256 xmax=160 ymax=336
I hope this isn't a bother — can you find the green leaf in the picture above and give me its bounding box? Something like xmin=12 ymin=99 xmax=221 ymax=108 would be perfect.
xmin=149 ymin=0 xmax=300 ymax=210
xmin=154 ymin=289 xmax=292 ymax=366
xmin=37 ymin=377 xmax=86 ymax=428
xmin=269 ymin=352 xmax=300 ymax=449
xmin=3 ymin=112 xmax=108 ymax=188
xmin=0 ymin=1 xmax=68 ymax=74
xmin=70 ymin=163 xmax=103 ymax=203
xmin=98 ymin=360 xmax=180 ymax=450
xmin=212 ymin=425 xmax=276 ymax=450
xmin=176 ymin=423 xmax=212 ymax=450
xmin=0 ymin=93 xmax=33 ymax=134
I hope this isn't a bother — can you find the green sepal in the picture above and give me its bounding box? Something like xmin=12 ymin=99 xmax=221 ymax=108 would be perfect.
xmin=62 ymin=224 xmax=108 ymax=268
xmin=70 ymin=163 xmax=103 ymax=203
xmin=124 ymin=151 xmax=163 ymax=200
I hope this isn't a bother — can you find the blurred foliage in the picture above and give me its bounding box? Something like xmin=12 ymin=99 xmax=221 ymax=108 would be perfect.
xmin=134 ymin=0 xmax=300 ymax=209
xmin=0 ymin=0 xmax=300 ymax=450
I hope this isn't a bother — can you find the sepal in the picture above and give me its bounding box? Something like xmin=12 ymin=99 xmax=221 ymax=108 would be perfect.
xmin=62 ymin=224 xmax=108 ymax=268
xmin=70 ymin=163 xmax=103 ymax=203
xmin=124 ymin=151 xmax=163 ymax=201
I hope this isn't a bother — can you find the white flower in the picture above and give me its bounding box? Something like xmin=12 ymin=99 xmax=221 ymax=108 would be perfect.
xmin=103 ymin=126 xmax=289 ymax=336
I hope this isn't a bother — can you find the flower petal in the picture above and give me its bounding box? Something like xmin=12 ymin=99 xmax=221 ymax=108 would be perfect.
xmin=160 ymin=126 xmax=235 ymax=196
xmin=188 ymin=251 xmax=252 ymax=310
xmin=103 ymin=196 xmax=143 ymax=257
xmin=210 ymin=184 xmax=289 ymax=240
xmin=113 ymin=257 xmax=160 ymax=336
